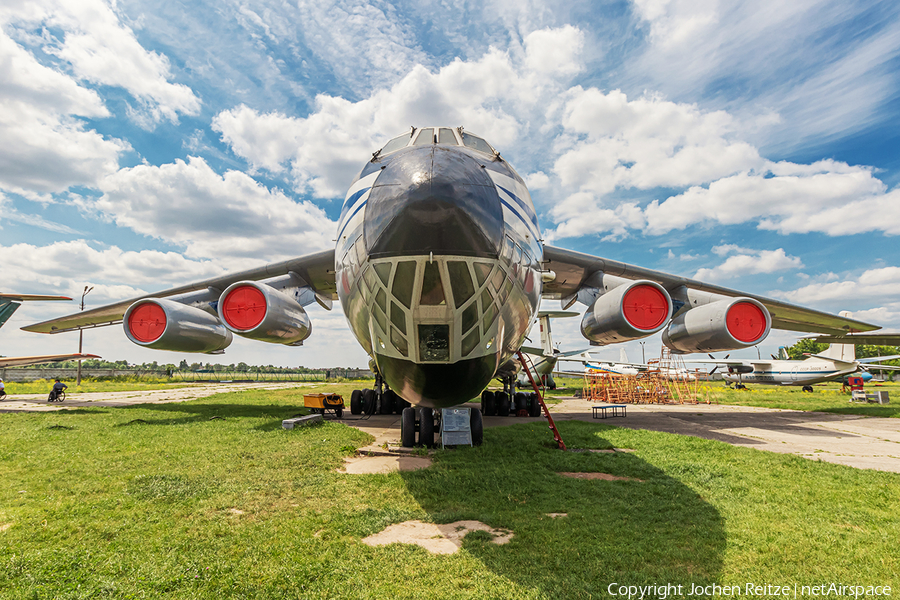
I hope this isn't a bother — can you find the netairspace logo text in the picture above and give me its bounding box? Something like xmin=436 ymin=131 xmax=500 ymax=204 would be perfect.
xmin=606 ymin=583 xmax=892 ymax=599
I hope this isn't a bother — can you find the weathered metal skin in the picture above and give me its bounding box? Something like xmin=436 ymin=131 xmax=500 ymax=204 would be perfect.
xmin=364 ymin=146 xmax=504 ymax=259
xmin=217 ymin=281 xmax=312 ymax=345
xmin=336 ymin=131 xmax=542 ymax=408
xmin=662 ymin=297 xmax=772 ymax=354
xmin=123 ymin=298 xmax=232 ymax=354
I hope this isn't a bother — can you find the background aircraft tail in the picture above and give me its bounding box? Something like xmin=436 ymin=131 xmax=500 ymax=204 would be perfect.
xmin=818 ymin=311 xmax=857 ymax=362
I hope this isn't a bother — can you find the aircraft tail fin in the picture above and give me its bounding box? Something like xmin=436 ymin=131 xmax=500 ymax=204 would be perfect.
xmin=818 ymin=311 xmax=857 ymax=362
xmin=619 ymin=347 xmax=629 ymax=364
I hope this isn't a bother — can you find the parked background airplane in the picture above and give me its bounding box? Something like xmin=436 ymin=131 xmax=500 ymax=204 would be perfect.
xmin=1 ymin=293 xmax=99 ymax=369
xmin=557 ymin=347 xmax=701 ymax=381
xmin=23 ymin=127 xmax=885 ymax=445
xmin=687 ymin=336 xmax=900 ymax=391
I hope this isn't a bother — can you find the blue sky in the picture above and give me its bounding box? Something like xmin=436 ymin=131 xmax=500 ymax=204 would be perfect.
xmin=2 ymin=0 xmax=899 ymax=368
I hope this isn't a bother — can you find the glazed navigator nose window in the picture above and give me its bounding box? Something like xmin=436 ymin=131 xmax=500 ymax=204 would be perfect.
xmin=419 ymin=324 xmax=450 ymax=361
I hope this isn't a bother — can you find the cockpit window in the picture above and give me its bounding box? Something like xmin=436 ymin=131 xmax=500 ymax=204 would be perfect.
xmin=380 ymin=133 xmax=411 ymax=155
xmin=461 ymin=132 xmax=493 ymax=154
xmin=419 ymin=261 xmax=446 ymax=305
xmin=413 ymin=128 xmax=434 ymax=145
xmin=438 ymin=128 xmax=458 ymax=145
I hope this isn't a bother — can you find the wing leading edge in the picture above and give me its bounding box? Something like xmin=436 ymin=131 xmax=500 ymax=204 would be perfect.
xmin=540 ymin=245 xmax=878 ymax=336
xmin=22 ymin=250 xmax=336 ymax=334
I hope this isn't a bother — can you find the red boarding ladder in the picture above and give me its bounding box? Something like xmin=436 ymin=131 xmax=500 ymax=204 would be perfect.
xmin=516 ymin=351 xmax=567 ymax=450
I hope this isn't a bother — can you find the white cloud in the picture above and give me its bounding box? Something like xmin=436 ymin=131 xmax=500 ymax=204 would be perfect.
xmin=772 ymin=266 xmax=900 ymax=306
xmin=693 ymin=247 xmax=802 ymax=282
xmin=0 ymin=240 xmax=225 ymax=300
xmin=0 ymin=30 xmax=128 ymax=194
xmin=524 ymin=25 xmax=584 ymax=75
xmin=2 ymin=0 xmax=200 ymax=127
xmin=91 ymin=156 xmax=334 ymax=261
xmin=213 ymin=33 xmax=586 ymax=198
xmin=642 ymin=162 xmax=899 ymax=236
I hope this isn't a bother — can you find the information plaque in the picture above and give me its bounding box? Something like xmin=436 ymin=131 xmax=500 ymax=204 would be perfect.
xmin=441 ymin=408 xmax=472 ymax=448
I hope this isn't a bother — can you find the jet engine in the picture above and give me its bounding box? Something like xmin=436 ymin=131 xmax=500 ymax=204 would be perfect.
xmin=123 ymin=298 xmax=233 ymax=353
xmin=662 ymin=297 xmax=771 ymax=354
xmin=581 ymin=280 xmax=673 ymax=345
xmin=217 ymin=281 xmax=312 ymax=345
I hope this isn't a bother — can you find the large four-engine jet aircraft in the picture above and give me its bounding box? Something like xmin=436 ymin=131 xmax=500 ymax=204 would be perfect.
xmin=1 ymin=293 xmax=100 ymax=368
xmin=23 ymin=126 xmax=883 ymax=444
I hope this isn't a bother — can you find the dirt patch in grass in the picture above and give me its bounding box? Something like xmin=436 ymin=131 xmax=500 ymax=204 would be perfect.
xmin=362 ymin=520 xmax=513 ymax=554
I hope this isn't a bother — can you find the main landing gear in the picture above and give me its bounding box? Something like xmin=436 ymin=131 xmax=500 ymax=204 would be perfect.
xmin=480 ymin=375 xmax=541 ymax=418
xmin=348 ymin=372 xmax=411 ymax=416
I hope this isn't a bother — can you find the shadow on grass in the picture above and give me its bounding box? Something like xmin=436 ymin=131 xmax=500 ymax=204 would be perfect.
xmin=114 ymin=401 xmax=311 ymax=429
xmin=399 ymin=420 xmax=725 ymax=598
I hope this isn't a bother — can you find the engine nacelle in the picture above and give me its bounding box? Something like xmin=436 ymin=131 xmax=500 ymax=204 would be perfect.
xmin=662 ymin=297 xmax=771 ymax=354
xmin=581 ymin=280 xmax=673 ymax=345
xmin=217 ymin=281 xmax=311 ymax=345
xmin=124 ymin=298 xmax=233 ymax=353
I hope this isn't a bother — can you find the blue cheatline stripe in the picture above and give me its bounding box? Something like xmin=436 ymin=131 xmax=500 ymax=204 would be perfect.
xmin=497 ymin=185 xmax=539 ymax=229
xmin=339 ymin=187 xmax=371 ymax=223
xmin=500 ymin=199 xmax=540 ymax=239
xmin=337 ymin=197 xmax=369 ymax=241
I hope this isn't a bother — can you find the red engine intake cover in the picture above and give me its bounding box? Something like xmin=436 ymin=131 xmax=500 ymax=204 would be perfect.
xmin=128 ymin=303 xmax=166 ymax=342
xmin=221 ymin=285 xmax=267 ymax=330
xmin=726 ymin=301 xmax=767 ymax=343
xmin=622 ymin=284 xmax=669 ymax=331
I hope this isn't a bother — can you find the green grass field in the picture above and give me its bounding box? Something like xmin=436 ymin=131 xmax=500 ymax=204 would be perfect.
xmin=1 ymin=387 xmax=897 ymax=599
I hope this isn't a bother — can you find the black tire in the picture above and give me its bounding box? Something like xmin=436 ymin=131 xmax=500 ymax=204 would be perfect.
xmin=379 ymin=390 xmax=395 ymax=414
xmin=350 ymin=389 xmax=363 ymax=415
xmin=514 ymin=392 xmax=527 ymax=413
xmin=335 ymin=407 xmax=343 ymax=418
xmin=802 ymin=385 xmax=814 ymax=393
xmin=470 ymin=408 xmax=484 ymax=446
xmin=362 ymin=389 xmax=376 ymax=414
xmin=529 ymin=392 xmax=542 ymax=417
xmin=418 ymin=407 xmax=434 ymax=447
xmin=495 ymin=391 xmax=510 ymax=417
xmin=401 ymin=407 xmax=416 ymax=447
xmin=482 ymin=390 xmax=496 ymax=416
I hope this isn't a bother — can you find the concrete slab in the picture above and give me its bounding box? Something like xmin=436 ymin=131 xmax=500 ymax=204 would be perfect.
xmin=548 ymin=397 xmax=900 ymax=473
xmin=0 ymin=382 xmax=312 ymax=412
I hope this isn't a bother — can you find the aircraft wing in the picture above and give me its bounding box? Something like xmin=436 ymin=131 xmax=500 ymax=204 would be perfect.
xmin=682 ymin=357 xmax=773 ymax=368
xmin=859 ymin=355 xmax=900 ymax=364
xmin=541 ymin=245 xmax=878 ymax=335
xmin=811 ymin=333 xmax=900 ymax=346
xmin=1 ymin=294 xmax=72 ymax=330
xmin=22 ymin=250 xmax=336 ymax=334
xmin=0 ymin=353 xmax=100 ymax=368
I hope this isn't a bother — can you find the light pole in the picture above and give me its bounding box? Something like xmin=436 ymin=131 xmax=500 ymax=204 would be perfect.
xmin=639 ymin=341 xmax=646 ymax=364
xmin=76 ymin=285 xmax=93 ymax=387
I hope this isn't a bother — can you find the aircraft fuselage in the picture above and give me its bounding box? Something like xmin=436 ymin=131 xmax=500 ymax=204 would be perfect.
xmin=722 ymin=358 xmax=857 ymax=386
xmin=334 ymin=128 xmax=542 ymax=407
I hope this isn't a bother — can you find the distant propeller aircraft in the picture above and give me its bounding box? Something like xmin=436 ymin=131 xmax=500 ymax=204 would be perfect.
xmin=0 ymin=293 xmax=100 ymax=369
xmin=23 ymin=126 xmax=886 ymax=445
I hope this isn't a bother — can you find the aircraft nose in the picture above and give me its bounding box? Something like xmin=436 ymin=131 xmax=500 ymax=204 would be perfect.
xmin=364 ymin=146 xmax=504 ymax=259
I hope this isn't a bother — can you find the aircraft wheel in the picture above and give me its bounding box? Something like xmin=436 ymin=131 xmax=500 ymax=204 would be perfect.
xmin=514 ymin=392 xmax=527 ymax=414
xmin=335 ymin=407 xmax=343 ymax=418
xmin=470 ymin=408 xmax=484 ymax=446
xmin=350 ymin=389 xmax=363 ymax=415
xmin=802 ymin=385 xmax=814 ymax=393
xmin=495 ymin=391 xmax=510 ymax=417
xmin=379 ymin=391 xmax=394 ymax=414
xmin=362 ymin=389 xmax=376 ymax=414
xmin=529 ymin=393 xmax=542 ymax=417
xmin=401 ymin=407 xmax=416 ymax=447
xmin=481 ymin=390 xmax=496 ymax=416
xmin=418 ymin=407 xmax=434 ymax=447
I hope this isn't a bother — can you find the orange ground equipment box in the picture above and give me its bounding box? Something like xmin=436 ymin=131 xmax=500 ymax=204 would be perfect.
xmin=304 ymin=393 xmax=344 ymax=418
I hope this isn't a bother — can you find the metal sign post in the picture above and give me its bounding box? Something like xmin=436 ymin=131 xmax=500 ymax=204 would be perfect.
xmin=441 ymin=407 xmax=472 ymax=448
